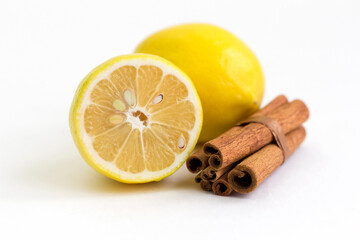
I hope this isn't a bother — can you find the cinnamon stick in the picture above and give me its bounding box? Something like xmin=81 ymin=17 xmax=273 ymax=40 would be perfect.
xmin=186 ymin=148 xmax=209 ymax=173
xmin=207 ymin=100 xmax=309 ymax=169
xmin=194 ymin=171 xmax=203 ymax=183
xmin=251 ymin=95 xmax=289 ymax=118
xmin=228 ymin=126 xmax=306 ymax=193
xmin=201 ymin=167 xmax=214 ymax=180
xmin=212 ymin=172 xmax=233 ymax=196
xmin=195 ymin=171 xmax=213 ymax=191
xmin=202 ymin=161 xmax=238 ymax=182
xmin=203 ymin=95 xmax=288 ymax=155
xmin=199 ymin=180 xmax=213 ymax=191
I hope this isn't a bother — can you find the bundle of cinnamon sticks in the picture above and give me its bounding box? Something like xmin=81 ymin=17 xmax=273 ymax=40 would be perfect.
xmin=186 ymin=95 xmax=309 ymax=196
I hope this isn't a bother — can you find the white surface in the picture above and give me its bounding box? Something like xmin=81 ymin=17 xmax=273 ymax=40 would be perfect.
xmin=0 ymin=0 xmax=359 ymax=239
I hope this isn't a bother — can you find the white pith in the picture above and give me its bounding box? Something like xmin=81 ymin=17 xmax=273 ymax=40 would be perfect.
xmin=125 ymin=105 xmax=149 ymax=132
xmin=76 ymin=57 xmax=202 ymax=181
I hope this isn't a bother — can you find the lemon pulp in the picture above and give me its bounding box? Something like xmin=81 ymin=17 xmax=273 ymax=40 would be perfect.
xmin=70 ymin=54 xmax=202 ymax=183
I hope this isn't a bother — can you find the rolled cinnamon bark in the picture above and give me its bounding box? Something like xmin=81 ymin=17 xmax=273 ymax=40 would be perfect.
xmin=212 ymin=172 xmax=233 ymax=196
xmin=199 ymin=180 xmax=213 ymax=191
xmin=202 ymin=161 xmax=238 ymax=182
xmin=207 ymin=100 xmax=309 ymax=169
xmin=194 ymin=171 xmax=203 ymax=183
xmin=203 ymin=95 xmax=288 ymax=155
xmin=201 ymin=167 xmax=215 ymax=180
xmin=228 ymin=126 xmax=306 ymax=193
xmin=251 ymin=95 xmax=289 ymax=118
xmin=186 ymin=148 xmax=209 ymax=173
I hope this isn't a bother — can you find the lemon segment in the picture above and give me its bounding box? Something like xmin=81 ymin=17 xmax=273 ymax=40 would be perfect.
xmin=70 ymin=54 xmax=202 ymax=183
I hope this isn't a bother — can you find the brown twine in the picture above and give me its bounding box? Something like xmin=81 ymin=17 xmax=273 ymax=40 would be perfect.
xmin=237 ymin=116 xmax=290 ymax=163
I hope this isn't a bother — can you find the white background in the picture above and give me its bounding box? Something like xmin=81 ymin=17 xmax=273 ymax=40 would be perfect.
xmin=1 ymin=0 xmax=359 ymax=239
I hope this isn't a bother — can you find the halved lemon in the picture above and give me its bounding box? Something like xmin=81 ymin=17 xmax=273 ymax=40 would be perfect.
xmin=70 ymin=54 xmax=202 ymax=183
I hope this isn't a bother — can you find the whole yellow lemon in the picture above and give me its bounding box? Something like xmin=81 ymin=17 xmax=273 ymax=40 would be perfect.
xmin=135 ymin=23 xmax=264 ymax=142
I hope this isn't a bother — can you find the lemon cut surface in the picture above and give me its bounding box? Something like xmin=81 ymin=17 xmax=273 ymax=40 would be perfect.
xmin=70 ymin=54 xmax=202 ymax=183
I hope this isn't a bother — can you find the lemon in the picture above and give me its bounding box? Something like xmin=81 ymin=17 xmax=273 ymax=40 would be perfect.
xmin=135 ymin=23 xmax=264 ymax=142
xmin=69 ymin=54 xmax=202 ymax=183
